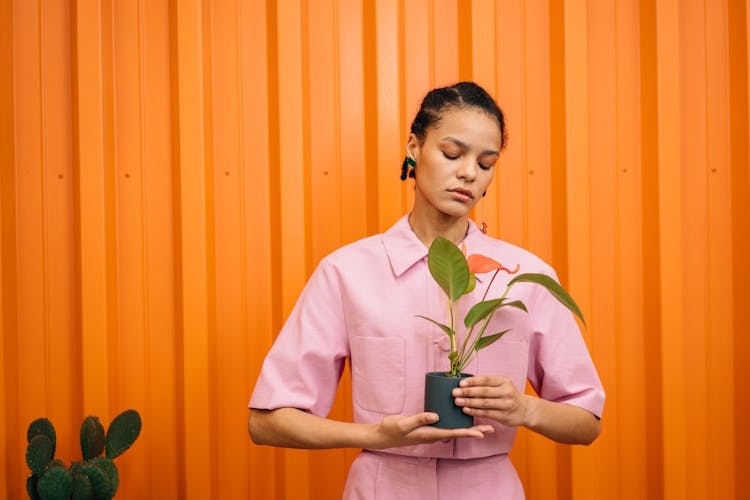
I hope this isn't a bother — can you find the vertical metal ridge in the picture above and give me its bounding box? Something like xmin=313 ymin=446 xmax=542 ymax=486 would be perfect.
xmin=73 ymin=0 xmax=112 ymax=421
xmin=301 ymin=0 xmax=313 ymax=276
xmin=265 ymin=0 xmax=282 ymax=338
xmin=234 ymin=0 xmax=250 ymax=496
xmin=521 ymin=0 xmax=530 ymax=249
xmin=612 ymin=1 xmax=626 ymax=497
xmin=727 ymin=1 xmax=750 ymax=496
xmin=397 ymin=0 xmax=407 ymax=212
xmin=136 ymin=0 xmax=153 ymax=491
xmin=37 ymin=0 xmax=52 ymax=416
xmin=263 ymin=0 xmax=283 ymax=493
xmin=173 ymin=0 xmax=212 ymax=496
xmin=362 ymin=0 xmax=379 ymax=235
xmin=636 ymin=1 xmax=664 ymax=498
xmin=549 ymin=0 xmax=569 ymax=284
xmin=0 ymin=1 xmax=18 ymax=493
xmin=428 ymin=0 xmax=434 ymax=86
xmin=165 ymin=0 xmax=187 ymax=495
xmin=199 ymin=1 xmax=219 ymax=497
xmin=655 ymin=1 xmax=688 ymax=496
xmin=102 ymin=0 xmax=119 ymax=418
xmin=332 ymin=0 xmax=343 ymax=246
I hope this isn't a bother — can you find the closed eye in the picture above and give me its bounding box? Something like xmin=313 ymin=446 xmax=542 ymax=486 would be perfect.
xmin=443 ymin=150 xmax=495 ymax=170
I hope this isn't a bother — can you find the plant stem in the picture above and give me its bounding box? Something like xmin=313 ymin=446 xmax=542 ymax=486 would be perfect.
xmin=456 ymin=282 xmax=512 ymax=373
xmin=481 ymin=268 xmax=501 ymax=303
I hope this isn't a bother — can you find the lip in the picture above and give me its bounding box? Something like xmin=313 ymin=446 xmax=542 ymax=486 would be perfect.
xmin=448 ymin=188 xmax=474 ymax=202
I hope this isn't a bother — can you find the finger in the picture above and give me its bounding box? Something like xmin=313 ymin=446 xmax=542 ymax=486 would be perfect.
xmin=462 ymin=407 xmax=502 ymax=420
xmin=401 ymin=412 xmax=439 ymax=432
xmin=453 ymin=385 xmax=506 ymax=398
xmin=460 ymin=375 xmax=503 ymax=388
xmin=455 ymin=396 xmax=499 ymax=409
xmin=416 ymin=425 xmax=493 ymax=441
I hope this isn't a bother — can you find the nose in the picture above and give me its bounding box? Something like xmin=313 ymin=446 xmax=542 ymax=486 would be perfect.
xmin=456 ymin=158 xmax=477 ymax=181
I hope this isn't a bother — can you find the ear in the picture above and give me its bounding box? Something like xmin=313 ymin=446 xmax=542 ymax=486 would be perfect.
xmin=406 ymin=133 xmax=420 ymax=159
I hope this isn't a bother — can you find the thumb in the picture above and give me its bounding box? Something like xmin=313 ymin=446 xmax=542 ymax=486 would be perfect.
xmin=404 ymin=412 xmax=439 ymax=431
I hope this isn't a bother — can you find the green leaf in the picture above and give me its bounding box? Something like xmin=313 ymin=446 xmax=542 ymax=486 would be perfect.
xmin=465 ymin=273 xmax=477 ymax=294
xmin=502 ymin=300 xmax=528 ymax=313
xmin=427 ymin=236 xmax=470 ymax=301
xmin=464 ymin=298 xmax=503 ymax=329
xmin=475 ymin=329 xmax=511 ymax=351
xmin=416 ymin=315 xmax=455 ymax=339
xmin=508 ymin=273 xmax=585 ymax=326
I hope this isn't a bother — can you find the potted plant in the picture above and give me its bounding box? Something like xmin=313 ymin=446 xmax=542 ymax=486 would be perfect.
xmin=25 ymin=409 xmax=142 ymax=499
xmin=419 ymin=237 xmax=585 ymax=428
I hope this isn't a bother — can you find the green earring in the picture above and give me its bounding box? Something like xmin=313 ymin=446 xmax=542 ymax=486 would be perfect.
xmin=400 ymin=156 xmax=416 ymax=180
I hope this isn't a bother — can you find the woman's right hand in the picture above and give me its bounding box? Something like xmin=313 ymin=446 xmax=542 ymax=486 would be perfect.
xmin=368 ymin=412 xmax=494 ymax=449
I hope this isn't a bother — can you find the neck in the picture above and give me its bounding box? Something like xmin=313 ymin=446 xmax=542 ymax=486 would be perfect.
xmin=408 ymin=209 xmax=469 ymax=247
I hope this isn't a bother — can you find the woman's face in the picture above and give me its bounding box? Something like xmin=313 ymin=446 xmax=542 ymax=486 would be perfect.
xmin=408 ymin=106 xmax=502 ymax=219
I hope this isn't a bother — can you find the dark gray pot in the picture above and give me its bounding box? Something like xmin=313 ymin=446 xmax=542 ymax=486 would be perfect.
xmin=423 ymin=372 xmax=474 ymax=429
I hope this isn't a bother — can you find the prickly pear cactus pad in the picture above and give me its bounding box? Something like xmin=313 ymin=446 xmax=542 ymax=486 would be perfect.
xmin=71 ymin=473 xmax=93 ymax=500
xmin=91 ymin=457 xmax=119 ymax=496
xmin=26 ymin=435 xmax=54 ymax=475
xmin=105 ymin=410 xmax=141 ymax=459
xmin=80 ymin=416 xmax=105 ymax=460
xmin=27 ymin=418 xmax=56 ymax=455
xmin=36 ymin=467 xmax=73 ymax=500
xmin=79 ymin=463 xmax=111 ymax=499
xmin=26 ymin=474 xmax=41 ymax=500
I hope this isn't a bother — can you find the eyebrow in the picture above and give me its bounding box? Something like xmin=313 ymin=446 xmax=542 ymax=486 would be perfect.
xmin=442 ymin=136 xmax=499 ymax=156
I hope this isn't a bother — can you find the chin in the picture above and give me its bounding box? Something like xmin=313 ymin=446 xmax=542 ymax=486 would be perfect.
xmin=438 ymin=205 xmax=474 ymax=218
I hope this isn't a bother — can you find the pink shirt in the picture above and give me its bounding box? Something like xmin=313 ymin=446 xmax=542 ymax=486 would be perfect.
xmin=250 ymin=215 xmax=604 ymax=459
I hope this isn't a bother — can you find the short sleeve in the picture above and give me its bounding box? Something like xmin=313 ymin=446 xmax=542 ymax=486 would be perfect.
xmin=249 ymin=259 xmax=349 ymax=417
xmin=526 ymin=277 xmax=605 ymax=418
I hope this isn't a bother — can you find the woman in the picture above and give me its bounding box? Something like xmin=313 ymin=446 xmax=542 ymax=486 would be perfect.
xmin=248 ymin=82 xmax=604 ymax=499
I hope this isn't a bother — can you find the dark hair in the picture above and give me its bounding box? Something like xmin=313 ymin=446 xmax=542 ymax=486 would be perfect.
xmin=410 ymin=81 xmax=507 ymax=150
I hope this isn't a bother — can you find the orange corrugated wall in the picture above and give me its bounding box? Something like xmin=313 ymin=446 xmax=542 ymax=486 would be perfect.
xmin=1 ymin=0 xmax=749 ymax=498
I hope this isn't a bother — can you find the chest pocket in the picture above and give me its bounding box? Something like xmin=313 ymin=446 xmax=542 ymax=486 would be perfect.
xmin=351 ymin=336 xmax=405 ymax=415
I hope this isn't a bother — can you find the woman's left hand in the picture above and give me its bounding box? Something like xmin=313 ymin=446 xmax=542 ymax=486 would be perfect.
xmin=452 ymin=375 xmax=528 ymax=427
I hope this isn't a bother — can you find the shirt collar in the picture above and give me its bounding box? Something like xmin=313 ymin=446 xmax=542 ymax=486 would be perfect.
xmin=382 ymin=215 xmax=486 ymax=278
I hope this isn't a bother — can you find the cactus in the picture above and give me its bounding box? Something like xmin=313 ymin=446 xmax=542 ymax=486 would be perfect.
xmin=79 ymin=463 xmax=111 ymax=500
xmin=71 ymin=474 xmax=93 ymax=500
xmin=24 ymin=410 xmax=140 ymax=499
xmin=80 ymin=417 xmax=105 ymax=460
xmin=48 ymin=459 xmax=67 ymax=470
xmin=27 ymin=418 xmax=56 ymax=455
xmin=27 ymin=474 xmax=42 ymax=500
xmin=105 ymin=410 xmax=141 ymax=459
xmin=26 ymin=435 xmax=54 ymax=475
xmin=91 ymin=457 xmax=119 ymax=496
xmin=36 ymin=467 xmax=73 ymax=500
